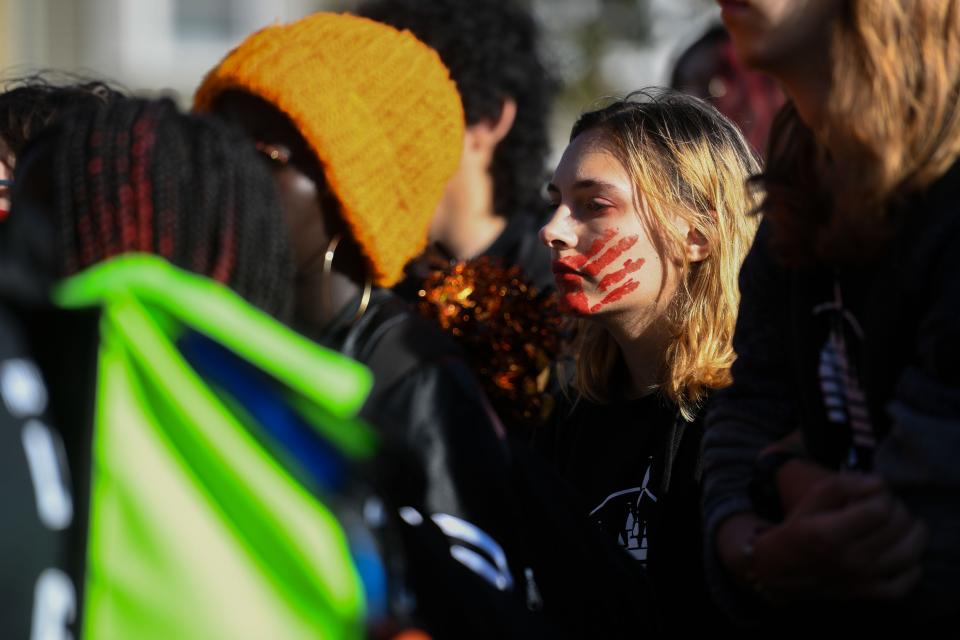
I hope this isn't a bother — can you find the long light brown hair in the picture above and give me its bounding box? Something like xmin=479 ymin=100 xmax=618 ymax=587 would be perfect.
xmin=569 ymin=91 xmax=760 ymax=419
xmin=761 ymin=0 xmax=960 ymax=264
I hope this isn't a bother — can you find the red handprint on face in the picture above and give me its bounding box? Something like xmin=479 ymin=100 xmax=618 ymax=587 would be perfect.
xmin=553 ymin=228 xmax=645 ymax=315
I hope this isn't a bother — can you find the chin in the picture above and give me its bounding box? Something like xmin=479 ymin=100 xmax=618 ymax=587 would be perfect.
xmin=727 ymin=36 xmax=777 ymax=72
xmin=558 ymin=297 xmax=592 ymax=317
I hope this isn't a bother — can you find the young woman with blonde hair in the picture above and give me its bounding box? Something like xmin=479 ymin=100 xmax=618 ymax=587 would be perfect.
xmin=705 ymin=0 xmax=960 ymax=630
xmin=534 ymin=90 xmax=759 ymax=633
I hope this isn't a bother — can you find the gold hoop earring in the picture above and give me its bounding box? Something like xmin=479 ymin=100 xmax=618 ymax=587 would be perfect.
xmin=322 ymin=232 xmax=372 ymax=325
xmin=353 ymin=276 xmax=372 ymax=324
xmin=322 ymin=233 xmax=343 ymax=321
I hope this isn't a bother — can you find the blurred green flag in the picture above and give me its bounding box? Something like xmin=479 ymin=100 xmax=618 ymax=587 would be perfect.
xmin=55 ymin=255 xmax=376 ymax=640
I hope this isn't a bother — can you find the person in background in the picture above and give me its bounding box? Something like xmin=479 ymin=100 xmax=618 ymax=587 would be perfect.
xmin=197 ymin=13 xmax=549 ymax=637
xmin=533 ymin=90 xmax=759 ymax=636
xmin=357 ymin=0 xmax=559 ymax=294
xmin=8 ymin=96 xmax=291 ymax=315
xmin=357 ymin=0 xmax=564 ymax=435
xmin=704 ymin=0 xmax=959 ymax=630
xmin=0 ymin=75 xmax=122 ymax=220
xmin=670 ymin=24 xmax=784 ymax=156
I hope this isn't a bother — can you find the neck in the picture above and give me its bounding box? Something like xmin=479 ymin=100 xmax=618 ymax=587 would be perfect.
xmin=432 ymin=174 xmax=507 ymax=260
xmin=772 ymin=49 xmax=833 ymax=132
xmin=436 ymin=208 xmax=507 ymax=261
xmin=293 ymin=266 xmax=364 ymax=336
xmin=783 ymin=76 xmax=830 ymax=132
xmin=602 ymin=311 xmax=673 ymax=400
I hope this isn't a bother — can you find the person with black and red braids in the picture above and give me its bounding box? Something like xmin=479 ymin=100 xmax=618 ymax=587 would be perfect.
xmin=1 ymin=95 xmax=295 ymax=635
xmin=0 ymin=96 xmax=377 ymax=637
xmin=5 ymin=96 xmax=292 ymax=317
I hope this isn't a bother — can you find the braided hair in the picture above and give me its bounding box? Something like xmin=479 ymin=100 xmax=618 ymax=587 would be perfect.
xmin=42 ymin=97 xmax=293 ymax=318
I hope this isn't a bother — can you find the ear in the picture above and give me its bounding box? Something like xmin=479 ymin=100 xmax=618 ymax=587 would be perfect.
xmin=685 ymin=225 xmax=711 ymax=263
xmin=466 ymin=97 xmax=518 ymax=153
xmin=674 ymin=215 xmax=711 ymax=263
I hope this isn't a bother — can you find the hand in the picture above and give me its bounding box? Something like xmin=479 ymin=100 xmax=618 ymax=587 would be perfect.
xmin=775 ymin=456 xmax=833 ymax=517
xmin=717 ymin=473 xmax=927 ymax=602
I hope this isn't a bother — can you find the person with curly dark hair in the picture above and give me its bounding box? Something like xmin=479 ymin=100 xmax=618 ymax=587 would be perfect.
xmin=357 ymin=0 xmax=559 ymax=294
xmin=0 ymin=75 xmax=123 ymax=220
xmin=356 ymin=0 xmax=563 ymax=437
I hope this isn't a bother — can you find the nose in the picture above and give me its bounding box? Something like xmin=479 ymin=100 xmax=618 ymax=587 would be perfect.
xmin=539 ymin=205 xmax=577 ymax=250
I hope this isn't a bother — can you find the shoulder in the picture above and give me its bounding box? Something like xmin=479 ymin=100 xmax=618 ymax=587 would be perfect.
xmin=351 ymin=290 xmax=496 ymax=416
xmin=911 ymin=158 xmax=960 ymax=225
xmin=351 ymin=289 xmax=466 ymax=372
xmin=738 ymin=217 xmax=792 ymax=292
xmin=903 ymin=160 xmax=960 ymax=283
xmin=883 ymin=160 xmax=960 ymax=363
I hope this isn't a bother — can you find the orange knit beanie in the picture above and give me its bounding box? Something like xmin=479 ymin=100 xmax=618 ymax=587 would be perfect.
xmin=194 ymin=12 xmax=464 ymax=287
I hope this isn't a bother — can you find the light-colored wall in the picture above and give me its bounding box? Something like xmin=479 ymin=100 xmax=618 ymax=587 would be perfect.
xmin=0 ymin=0 xmax=716 ymax=155
xmin=0 ymin=0 xmax=324 ymax=103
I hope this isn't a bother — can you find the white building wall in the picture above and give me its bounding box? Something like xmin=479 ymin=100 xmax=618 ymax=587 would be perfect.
xmin=1 ymin=0 xmax=325 ymax=104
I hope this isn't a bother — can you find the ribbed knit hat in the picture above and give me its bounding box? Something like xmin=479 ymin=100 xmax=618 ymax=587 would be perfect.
xmin=194 ymin=12 xmax=464 ymax=287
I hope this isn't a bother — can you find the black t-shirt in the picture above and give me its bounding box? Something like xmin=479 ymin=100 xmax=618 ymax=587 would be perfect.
xmin=532 ymin=390 xmax=730 ymax=635
xmin=536 ymin=393 xmax=675 ymax=564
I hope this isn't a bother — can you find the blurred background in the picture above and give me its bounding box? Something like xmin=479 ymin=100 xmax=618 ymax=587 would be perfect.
xmin=0 ymin=0 xmax=722 ymax=158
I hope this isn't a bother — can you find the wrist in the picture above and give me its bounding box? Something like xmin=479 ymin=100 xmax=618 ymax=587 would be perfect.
xmin=716 ymin=513 xmax=772 ymax=590
xmin=741 ymin=524 xmax=778 ymax=603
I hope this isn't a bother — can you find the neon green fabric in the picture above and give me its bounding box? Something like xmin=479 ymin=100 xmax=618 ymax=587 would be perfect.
xmin=54 ymin=255 xmax=374 ymax=639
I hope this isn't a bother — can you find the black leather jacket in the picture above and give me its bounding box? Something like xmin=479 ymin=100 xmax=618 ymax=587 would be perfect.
xmin=317 ymin=289 xmax=510 ymax=519
xmin=314 ymin=288 xmax=551 ymax=637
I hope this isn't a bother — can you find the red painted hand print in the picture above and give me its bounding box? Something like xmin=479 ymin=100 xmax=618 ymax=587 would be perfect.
xmin=552 ymin=229 xmax=645 ymax=315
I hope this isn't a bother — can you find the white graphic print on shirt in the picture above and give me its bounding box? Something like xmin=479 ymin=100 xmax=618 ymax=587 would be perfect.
xmin=587 ymin=459 xmax=656 ymax=563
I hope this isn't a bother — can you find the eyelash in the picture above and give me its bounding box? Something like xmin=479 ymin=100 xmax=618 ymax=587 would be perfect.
xmin=544 ymin=197 xmax=613 ymax=213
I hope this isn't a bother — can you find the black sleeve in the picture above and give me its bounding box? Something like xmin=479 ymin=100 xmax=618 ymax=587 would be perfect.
xmin=367 ymin=356 xmax=512 ymax=528
xmin=365 ymin=356 xmax=560 ymax=638
xmin=876 ymin=200 xmax=960 ymax=615
xmin=700 ymin=219 xmax=801 ymax=622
